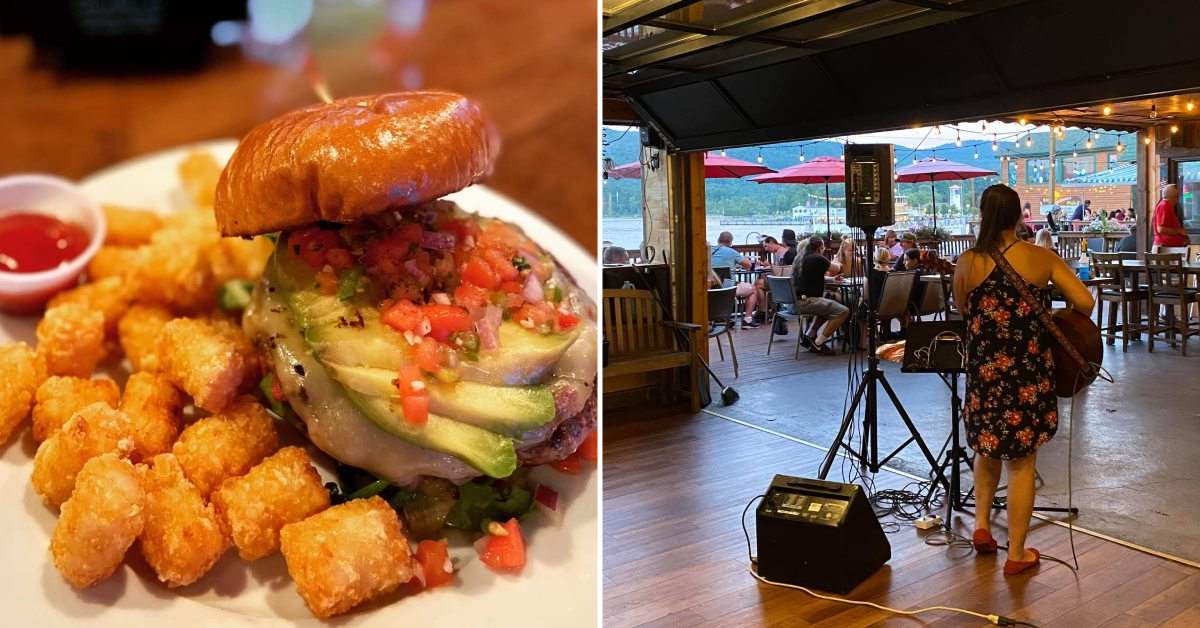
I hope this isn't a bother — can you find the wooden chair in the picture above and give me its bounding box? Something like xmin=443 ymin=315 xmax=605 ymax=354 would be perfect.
xmin=602 ymin=289 xmax=697 ymax=391
xmin=707 ymin=287 xmax=738 ymax=378
xmin=1057 ymin=233 xmax=1086 ymax=260
xmin=765 ymin=276 xmax=806 ymax=359
xmin=1090 ymin=252 xmax=1147 ymax=352
xmin=1145 ymin=254 xmax=1199 ymax=356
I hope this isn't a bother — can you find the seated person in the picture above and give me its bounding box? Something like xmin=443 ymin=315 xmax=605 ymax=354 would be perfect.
xmin=892 ymin=233 xmax=917 ymax=269
xmin=1034 ymin=228 xmax=1055 ymax=250
xmin=778 ymin=229 xmax=799 ymax=266
xmin=897 ymin=247 xmax=923 ymax=272
xmin=790 ymin=237 xmax=847 ymax=355
xmin=834 ymin=238 xmax=861 ymax=278
xmin=866 ymin=247 xmax=891 ymax=312
xmin=1117 ymin=226 xmax=1138 ymax=253
xmin=883 ymin=230 xmax=903 ymax=258
xmin=602 ymin=246 xmax=630 ymax=265
xmin=711 ymin=231 xmax=760 ymax=328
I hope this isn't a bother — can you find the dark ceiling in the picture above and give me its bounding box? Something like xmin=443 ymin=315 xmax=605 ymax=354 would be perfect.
xmin=603 ymin=0 xmax=1200 ymax=151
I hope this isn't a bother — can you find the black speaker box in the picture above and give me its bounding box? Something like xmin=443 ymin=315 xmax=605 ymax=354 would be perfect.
xmin=756 ymin=475 xmax=891 ymax=594
xmin=844 ymin=144 xmax=895 ymax=229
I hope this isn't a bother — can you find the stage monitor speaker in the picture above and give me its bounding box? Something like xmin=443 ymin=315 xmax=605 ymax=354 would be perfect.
xmin=756 ymin=474 xmax=891 ymax=594
xmin=844 ymin=144 xmax=895 ymax=229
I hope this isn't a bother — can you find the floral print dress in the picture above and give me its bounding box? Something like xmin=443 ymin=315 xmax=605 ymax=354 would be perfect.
xmin=963 ymin=248 xmax=1058 ymax=460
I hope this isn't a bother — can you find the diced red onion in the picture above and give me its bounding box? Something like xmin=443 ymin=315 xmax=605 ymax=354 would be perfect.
xmin=431 ymin=292 xmax=451 ymax=305
xmin=523 ymin=272 xmax=544 ymax=304
xmin=421 ymin=231 xmax=457 ymax=251
xmin=473 ymin=535 xmax=491 ymax=556
xmin=410 ymin=560 xmax=427 ymax=588
xmin=403 ymin=259 xmax=429 ymax=283
xmin=534 ymin=483 xmax=563 ymax=525
xmin=476 ymin=305 xmax=502 ymax=350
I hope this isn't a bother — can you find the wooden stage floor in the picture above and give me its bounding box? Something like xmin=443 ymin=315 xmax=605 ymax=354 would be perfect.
xmin=603 ymin=411 xmax=1200 ymax=627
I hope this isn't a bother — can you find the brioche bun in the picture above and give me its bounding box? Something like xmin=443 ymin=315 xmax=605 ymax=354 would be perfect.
xmin=214 ymin=91 xmax=499 ymax=236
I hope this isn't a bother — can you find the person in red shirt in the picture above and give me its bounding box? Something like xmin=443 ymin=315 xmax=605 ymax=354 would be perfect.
xmin=1153 ymin=184 xmax=1191 ymax=253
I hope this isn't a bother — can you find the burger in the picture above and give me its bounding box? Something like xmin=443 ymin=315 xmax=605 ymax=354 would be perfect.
xmin=214 ymin=91 xmax=596 ymax=534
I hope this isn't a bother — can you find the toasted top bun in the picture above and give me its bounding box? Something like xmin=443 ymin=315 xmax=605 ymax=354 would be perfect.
xmin=214 ymin=91 xmax=499 ymax=236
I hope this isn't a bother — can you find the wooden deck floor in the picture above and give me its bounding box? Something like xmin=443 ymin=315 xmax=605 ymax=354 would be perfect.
xmin=603 ymin=412 xmax=1200 ymax=628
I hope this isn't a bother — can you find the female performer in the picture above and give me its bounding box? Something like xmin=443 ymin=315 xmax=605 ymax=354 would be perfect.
xmin=952 ymin=184 xmax=1093 ymax=576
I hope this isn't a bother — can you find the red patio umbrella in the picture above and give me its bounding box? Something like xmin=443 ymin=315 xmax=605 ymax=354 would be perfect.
xmin=607 ymin=152 xmax=775 ymax=180
xmin=894 ymin=157 xmax=996 ymax=232
xmin=748 ymin=156 xmax=844 ymax=239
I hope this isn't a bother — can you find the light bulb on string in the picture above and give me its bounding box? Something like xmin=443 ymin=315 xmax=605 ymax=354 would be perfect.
xmin=973 ymin=149 xmax=979 ymax=159
xmin=1171 ymin=124 xmax=1179 ymax=134
xmin=1150 ymin=103 xmax=1158 ymax=119
xmin=991 ymin=134 xmax=998 ymax=151
xmin=1018 ymin=116 xmax=1028 ymax=125
xmin=756 ymin=147 xmax=763 ymax=164
xmin=1144 ymin=135 xmax=1151 ymax=145
xmin=1116 ymin=139 xmax=1124 ymax=153
xmin=799 ymin=147 xmax=805 ymax=162
xmin=955 ymin=129 xmax=962 ymax=147
xmin=1085 ymin=137 xmax=1093 ymax=149
xmin=1102 ymin=105 xmax=1112 ymax=116
xmin=1025 ymin=135 xmax=1033 ymax=148
xmin=720 ymin=149 xmax=727 ymax=157
xmin=1188 ymin=101 xmax=1196 ymax=112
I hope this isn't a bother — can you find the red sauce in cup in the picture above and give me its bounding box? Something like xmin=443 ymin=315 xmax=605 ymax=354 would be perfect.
xmin=0 ymin=212 xmax=91 ymax=273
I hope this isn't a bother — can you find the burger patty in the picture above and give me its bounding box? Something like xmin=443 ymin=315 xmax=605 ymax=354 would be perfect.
xmin=517 ymin=391 xmax=597 ymax=466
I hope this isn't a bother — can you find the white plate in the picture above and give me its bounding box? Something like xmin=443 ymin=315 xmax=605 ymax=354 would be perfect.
xmin=0 ymin=140 xmax=597 ymax=627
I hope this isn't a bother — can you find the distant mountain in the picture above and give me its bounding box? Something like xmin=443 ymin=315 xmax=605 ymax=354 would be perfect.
xmin=602 ymin=127 xmax=1014 ymax=218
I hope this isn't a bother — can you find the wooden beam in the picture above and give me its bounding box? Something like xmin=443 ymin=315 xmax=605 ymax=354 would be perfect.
xmin=603 ymin=98 xmax=642 ymax=126
xmin=1136 ymin=126 xmax=1157 ymax=253
xmin=664 ymin=150 xmax=708 ymax=411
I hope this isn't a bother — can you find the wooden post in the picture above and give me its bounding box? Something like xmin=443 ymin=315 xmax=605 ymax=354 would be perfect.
xmin=665 ymin=151 xmax=708 ymax=412
xmin=1136 ymin=127 xmax=1158 ymax=253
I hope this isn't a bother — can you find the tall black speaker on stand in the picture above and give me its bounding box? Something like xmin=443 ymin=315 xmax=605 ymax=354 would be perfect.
xmin=818 ymin=145 xmax=948 ymax=497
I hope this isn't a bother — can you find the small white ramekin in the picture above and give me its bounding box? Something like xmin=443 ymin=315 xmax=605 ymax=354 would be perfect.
xmin=0 ymin=174 xmax=106 ymax=314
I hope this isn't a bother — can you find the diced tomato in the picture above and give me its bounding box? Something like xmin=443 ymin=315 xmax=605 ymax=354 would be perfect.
xmin=396 ymin=222 xmax=424 ymax=243
xmin=483 ymin=248 xmax=520 ymax=282
xmin=315 ymin=269 xmax=338 ymax=295
xmin=381 ymin=299 xmax=424 ymax=334
xmin=578 ymin=429 xmax=598 ymax=463
xmin=515 ymin=303 xmax=555 ymax=330
xmin=499 ymin=280 xmax=523 ymax=294
xmin=454 ymin=283 xmax=490 ymax=309
xmin=478 ymin=222 xmax=524 ymax=251
xmin=478 ymin=518 xmax=526 ymax=573
xmin=325 ymin=247 xmax=353 ymax=270
xmin=422 ymin=304 xmax=473 ymax=342
xmin=501 ymin=292 xmax=525 ymax=310
xmin=270 ymin=378 xmax=285 ymax=402
xmin=436 ymin=218 xmax=471 ymax=244
xmin=462 ymin=257 xmax=499 ymax=290
xmin=402 ymin=394 xmax=429 ymax=427
xmin=291 ymin=228 xmax=344 ymax=269
xmin=414 ymin=337 xmax=448 ymax=373
xmin=557 ymin=311 xmax=580 ymax=331
xmin=415 ymin=539 xmax=454 ymax=588
xmin=395 ymin=365 xmax=424 ymax=397
xmin=549 ymin=451 xmax=582 ymax=475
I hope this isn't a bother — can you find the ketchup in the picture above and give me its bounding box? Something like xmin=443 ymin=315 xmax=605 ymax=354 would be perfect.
xmin=0 ymin=213 xmax=91 ymax=273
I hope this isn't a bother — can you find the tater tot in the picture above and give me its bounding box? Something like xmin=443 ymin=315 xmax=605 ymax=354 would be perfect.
xmin=205 ymin=314 xmax=261 ymax=389
xmin=47 ymin=276 xmax=134 ymax=335
xmin=178 ymin=151 xmax=221 ymax=208
xmin=0 ymin=342 xmax=46 ymax=445
xmin=279 ymin=496 xmax=415 ymax=618
xmin=158 ymin=317 xmax=247 ymax=412
xmin=50 ymin=454 xmax=145 ymax=588
xmin=209 ymin=237 xmax=273 ymax=284
xmin=172 ymin=396 xmax=278 ymax=496
xmin=120 ymin=372 xmax=184 ymax=459
xmin=102 ymin=204 xmax=162 ymax=246
xmin=213 ymin=447 xmax=329 ymax=560
xmin=139 ymin=453 xmax=229 ymax=587
xmin=36 ymin=302 xmax=107 ymax=377
xmin=32 ymin=403 xmax=136 ymax=508
xmin=86 ymin=245 xmax=140 ymax=281
xmin=131 ymin=232 xmax=216 ymax=312
xmin=32 ymin=376 xmax=120 ymax=442
xmin=117 ymin=304 xmax=173 ymax=373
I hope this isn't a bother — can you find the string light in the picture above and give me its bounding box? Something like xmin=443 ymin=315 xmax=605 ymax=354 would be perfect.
xmin=992 ymin=134 xmax=998 ymax=151
xmin=1116 ymin=138 xmax=1124 ymax=152
xmin=1018 ymin=116 xmax=1028 ymax=125
xmin=1144 ymin=135 xmax=1151 ymax=145
xmin=720 ymin=149 xmax=727 ymax=157
xmin=1025 ymin=135 xmax=1033 ymax=148
xmin=955 ymin=129 xmax=962 ymax=147
xmin=1170 ymin=124 xmax=1180 ymax=134
xmin=1102 ymin=105 xmax=1112 ymax=116
xmin=973 ymin=148 xmax=979 ymax=159
xmin=1085 ymin=137 xmax=1093 ymax=149
xmin=799 ymin=147 xmax=806 ymax=162
xmin=1188 ymin=101 xmax=1196 ymax=112
xmin=756 ymin=147 xmax=763 ymax=164
xmin=1150 ymin=103 xmax=1158 ymax=119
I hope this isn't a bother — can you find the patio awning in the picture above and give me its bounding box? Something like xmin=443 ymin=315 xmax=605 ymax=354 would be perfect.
xmin=604 ymin=0 xmax=1200 ymax=151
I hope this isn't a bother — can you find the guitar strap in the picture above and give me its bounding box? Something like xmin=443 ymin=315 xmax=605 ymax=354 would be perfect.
xmin=986 ymin=247 xmax=1095 ymax=376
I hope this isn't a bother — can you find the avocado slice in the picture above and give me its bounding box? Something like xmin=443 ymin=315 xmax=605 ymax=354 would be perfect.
xmin=326 ymin=363 xmax=556 ymax=436
xmin=459 ymin=322 xmax=579 ymax=386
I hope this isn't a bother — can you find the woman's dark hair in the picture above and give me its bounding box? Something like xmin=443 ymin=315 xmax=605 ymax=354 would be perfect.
xmin=806 ymin=236 xmax=824 ymax=253
xmin=974 ymin=184 xmax=1023 ymax=252
xmin=781 ymin=228 xmax=797 ymax=245
xmin=762 ymin=235 xmax=779 ymax=245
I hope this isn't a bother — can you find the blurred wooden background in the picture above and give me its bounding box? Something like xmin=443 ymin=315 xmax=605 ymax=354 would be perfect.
xmin=0 ymin=0 xmax=597 ymax=251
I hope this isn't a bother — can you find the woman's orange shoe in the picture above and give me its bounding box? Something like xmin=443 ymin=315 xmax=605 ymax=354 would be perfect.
xmin=1003 ymin=548 xmax=1041 ymax=575
xmin=972 ymin=529 xmax=998 ymax=554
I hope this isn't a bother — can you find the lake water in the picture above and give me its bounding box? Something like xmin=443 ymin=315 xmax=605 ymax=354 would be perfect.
xmin=602 ymin=216 xmax=972 ymax=250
